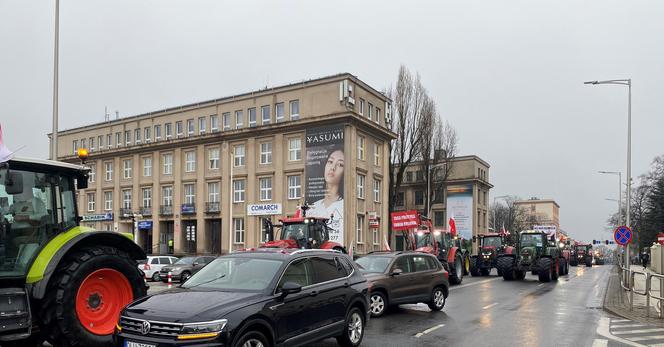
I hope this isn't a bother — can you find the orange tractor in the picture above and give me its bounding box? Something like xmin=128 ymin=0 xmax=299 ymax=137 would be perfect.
xmin=262 ymin=204 xmax=347 ymax=253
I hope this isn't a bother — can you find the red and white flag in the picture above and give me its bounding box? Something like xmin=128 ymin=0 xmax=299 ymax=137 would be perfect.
xmin=348 ymin=239 xmax=354 ymax=259
xmin=383 ymin=235 xmax=392 ymax=251
xmin=449 ymin=216 xmax=457 ymax=237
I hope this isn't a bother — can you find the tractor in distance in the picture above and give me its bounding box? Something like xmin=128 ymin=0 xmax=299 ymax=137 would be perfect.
xmin=262 ymin=204 xmax=347 ymax=253
xmin=570 ymin=243 xmax=593 ymax=267
xmin=469 ymin=231 xmax=514 ymax=276
xmin=496 ymin=229 xmax=567 ymax=282
xmin=0 ymin=153 xmax=147 ymax=346
xmin=390 ymin=210 xmax=468 ymax=284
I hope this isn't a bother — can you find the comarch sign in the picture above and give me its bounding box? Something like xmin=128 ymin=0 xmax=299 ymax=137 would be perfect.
xmin=247 ymin=203 xmax=282 ymax=216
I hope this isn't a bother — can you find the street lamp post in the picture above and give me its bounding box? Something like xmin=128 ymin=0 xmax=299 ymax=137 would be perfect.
xmin=50 ymin=0 xmax=60 ymax=160
xmin=585 ymin=79 xmax=632 ymax=275
xmin=599 ymin=171 xmax=622 ymax=225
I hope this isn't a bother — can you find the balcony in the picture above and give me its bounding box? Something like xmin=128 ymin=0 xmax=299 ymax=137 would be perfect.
xmin=205 ymin=202 xmax=220 ymax=214
xmin=119 ymin=208 xmax=133 ymax=218
xmin=140 ymin=207 xmax=152 ymax=217
xmin=181 ymin=203 xmax=196 ymax=215
xmin=159 ymin=205 xmax=173 ymax=216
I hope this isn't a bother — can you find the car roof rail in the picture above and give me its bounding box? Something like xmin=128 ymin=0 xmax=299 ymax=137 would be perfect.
xmin=290 ymin=248 xmax=343 ymax=255
xmin=367 ymin=251 xmax=402 ymax=255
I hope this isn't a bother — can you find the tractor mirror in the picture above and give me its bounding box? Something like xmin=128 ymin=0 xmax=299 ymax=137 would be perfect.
xmin=76 ymin=175 xmax=88 ymax=190
xmin=5 ymin=171 xmax=23 ymax=195
xmin=280 ymin=282 xmax=302 ymax=297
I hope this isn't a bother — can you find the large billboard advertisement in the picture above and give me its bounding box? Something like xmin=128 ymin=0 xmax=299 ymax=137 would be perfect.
xmin=446 ymin=185 xmax=474 ymax=240
xmin=305 ymin=124 xmax=345 ymax=244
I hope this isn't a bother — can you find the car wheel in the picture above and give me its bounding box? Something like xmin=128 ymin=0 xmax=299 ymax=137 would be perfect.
xmin=233 ymin=330 xmax=269 ymax=347
xmin=427 ymin=287 xmax=446 ymax=311
xmin=336 ymin=307 xmax=365 ymax=347
xmin=181 ymin=271 xmax=191 ymax=282
xmin=151 ymin=272 xmax=160 ymax=282
xmin=369 ymin=292 xmax=387 ymax=317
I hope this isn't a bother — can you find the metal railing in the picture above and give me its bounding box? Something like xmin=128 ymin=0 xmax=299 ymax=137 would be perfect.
xmin=618 ymin=266 xmax=664 ymax=318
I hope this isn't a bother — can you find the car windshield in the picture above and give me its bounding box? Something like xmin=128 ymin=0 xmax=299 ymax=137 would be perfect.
xmin=0 ymin=166 xmax=77 ymax=278
xmin=483 ymin=237 xmax=502 ymax=247
xmin=520 ymin=234 xmax=543 ymax=247
xmin=182 ymin=256 xmax=283 ymax=291
xmin=356 ymin=256 xmax=391 ymax=273
xmin=174 ymin=257 xmax=196 ymax=265
xmin=576 ymin=246 xmax=586 ymax=252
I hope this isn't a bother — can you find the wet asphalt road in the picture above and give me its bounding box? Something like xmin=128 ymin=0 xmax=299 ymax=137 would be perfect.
xmin=148 ymin=265 xmax=629 ymax=347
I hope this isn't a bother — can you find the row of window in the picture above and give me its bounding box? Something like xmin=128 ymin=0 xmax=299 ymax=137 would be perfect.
xmin=356 ymin=135 xmax=383 ymax=166
xmin=357 ymin=98 xmax=382 ymax=125
xmin=355 ymin=215 xmax=380 ymax=245
xmin=85 ymin=175 xmax=304 ymax=212
xmin=72 ymin=100 xmax=301 ymax=154
xmin=394 ymin=187 xmax=445 ymax=207
xmin=88 ymin=138 xmax=303 ymax=183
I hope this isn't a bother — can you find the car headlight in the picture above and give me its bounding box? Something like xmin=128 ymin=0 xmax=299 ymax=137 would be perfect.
xmin=178 ymin=319 xmax=227 ymax=340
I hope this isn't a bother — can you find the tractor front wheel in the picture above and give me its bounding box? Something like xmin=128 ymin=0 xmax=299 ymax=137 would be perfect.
xmin=470 ymin=257 xmax=480 ymax=277
xmin=42 ymin=246 xmax=146 ymax=347
xmin=448 ymin=254 xmax=464 ymax=285
xmin=538 ymin=258 xmax=552 ymax=282
xmin=497 ymin=256 xmax=515 ymax=280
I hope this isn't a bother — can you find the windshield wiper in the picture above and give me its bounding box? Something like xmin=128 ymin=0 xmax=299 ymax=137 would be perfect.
xmin=183 ymin=274 xmax=226 ymax=289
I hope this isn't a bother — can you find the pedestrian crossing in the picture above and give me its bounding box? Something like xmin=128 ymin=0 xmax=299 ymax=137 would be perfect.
xmin=609 ymin=318 xmax=664 ymax=346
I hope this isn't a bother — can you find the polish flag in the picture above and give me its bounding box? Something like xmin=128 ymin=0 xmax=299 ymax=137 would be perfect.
xmin=348 ymin=239 xmax=354 ymax=259
xmin=383 ymin=235 xmax=392 ymax=251
xmin=449 ymin=216 xmax=457 ymax=237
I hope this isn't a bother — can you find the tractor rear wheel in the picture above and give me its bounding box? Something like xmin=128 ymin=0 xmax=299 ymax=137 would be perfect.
xmin=538 ymin=258 xmax=552 ymax=282
xmin=42 ymin=246 xmax=146 ymax=347
xmin=497 ymin=256 xmax=515 ymax=280
xmin=551 ymin=259 xmax=559 ymax=281
xmin=558 ymin=258 xmax=567 ymax=276
xmin=448 ymin=254 xmax=464 ymax=284
xmin=470 ymin=257 xmax=480 ymax=276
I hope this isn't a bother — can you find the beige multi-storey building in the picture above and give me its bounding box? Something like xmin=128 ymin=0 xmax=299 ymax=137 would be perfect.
xmin=514 ymin=198 xmax=560 ymax=232
xmin=53 ymin=73 xmax=395 ymax=256
xmin=392 ymin=155 xmax=493 ymax=250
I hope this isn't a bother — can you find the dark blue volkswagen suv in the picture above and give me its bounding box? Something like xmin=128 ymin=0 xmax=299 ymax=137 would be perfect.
xmin=115 ymin=249 xmax=369 ymax=347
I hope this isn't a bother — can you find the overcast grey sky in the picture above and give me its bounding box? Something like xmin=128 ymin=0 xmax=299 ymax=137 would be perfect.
xmin=1 ymin=1 xmax=662 ymax=243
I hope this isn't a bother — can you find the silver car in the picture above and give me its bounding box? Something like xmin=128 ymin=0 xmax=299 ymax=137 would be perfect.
xmin=138 ymin=256 xmax=179 ymax=282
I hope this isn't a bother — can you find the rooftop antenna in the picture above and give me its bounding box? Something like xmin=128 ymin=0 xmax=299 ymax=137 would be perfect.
xmin=115 ymin=110 xmax=119 ymax=120
xmin=104 ymin=106 xmax=109 ymax=122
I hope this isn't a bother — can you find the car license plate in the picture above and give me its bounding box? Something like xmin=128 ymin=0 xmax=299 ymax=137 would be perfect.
xmin=125 ymin=340 xmax=156 ymax=347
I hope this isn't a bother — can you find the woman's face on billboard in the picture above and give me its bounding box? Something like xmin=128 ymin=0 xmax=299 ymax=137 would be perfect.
xmin=325 ymin=150 xmax=344 ymax=186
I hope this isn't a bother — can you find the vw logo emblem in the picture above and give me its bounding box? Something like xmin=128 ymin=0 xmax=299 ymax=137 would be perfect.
xmin=140 ymin=320 xmax=151 ymax=335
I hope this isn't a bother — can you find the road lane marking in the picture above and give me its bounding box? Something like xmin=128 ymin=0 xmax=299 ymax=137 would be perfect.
xmin=596 ymin=317 xmax=645 ymax=347
xmin=611 ymin=323 xmax=652 ymax=329
xmin=592 ymin=339 xmax=608 ymax=347
xmin=612 ymin=319 xmax=630 ymax=323
xmin=414 ymin=324 xmax=445 ymax=338
xmin=482 ymin=302 xmax=499 ymax=310
xmin=449 ymin=277 xmax=501 ymax=290
xmin=614 ymin=328 xmax=664 ymax=334
xmin=630 ymin=335 xmax=664 ymax=342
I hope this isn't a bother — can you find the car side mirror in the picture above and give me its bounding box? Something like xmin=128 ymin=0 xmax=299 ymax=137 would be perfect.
xmin=390 ymin=268 xmax=403 ymax=276
xmin=280 ymin=281 xmax=302 ymax=297
xmin=193 ymin=262 xmax=199 ymax=266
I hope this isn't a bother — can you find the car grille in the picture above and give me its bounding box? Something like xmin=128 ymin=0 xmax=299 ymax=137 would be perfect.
xmin=119 ymin=316 xmax=182 ymax=338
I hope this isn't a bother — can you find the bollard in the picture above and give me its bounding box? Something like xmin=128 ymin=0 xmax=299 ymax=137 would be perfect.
xmin=168 ymin=271 xmax=172 ymax=289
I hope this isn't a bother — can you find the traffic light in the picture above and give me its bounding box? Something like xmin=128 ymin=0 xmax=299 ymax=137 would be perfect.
xmin=605 ymin=240 xmax=609 ymax=245
xmin=593 ymin=239 xmax=597 ymax=245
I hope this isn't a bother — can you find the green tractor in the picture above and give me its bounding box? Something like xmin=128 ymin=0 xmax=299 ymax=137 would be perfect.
xmin=496 ymin=230 xmax=562 ymax=283
xmin=0 ymin=156 xmax=147 ymax=346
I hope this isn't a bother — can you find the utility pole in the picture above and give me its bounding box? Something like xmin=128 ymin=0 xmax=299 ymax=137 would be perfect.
xmin=50 ymin=0 xmax=60 ymax=160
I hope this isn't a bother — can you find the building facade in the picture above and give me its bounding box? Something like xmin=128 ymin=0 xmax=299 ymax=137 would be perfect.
xmin=392 ymin=155 xmax=493 ymax=251
xmin=514 ymin=198 xmax=560 ymax=232
xmin=54 ymin=73 xmax=395 ymax=256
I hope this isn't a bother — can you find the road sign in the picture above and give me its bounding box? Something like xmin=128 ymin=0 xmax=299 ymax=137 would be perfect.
xmin=614 ymin=226 xmax=632 ymax=246
xmin=658 ymin=233 xmax=664 ymax=245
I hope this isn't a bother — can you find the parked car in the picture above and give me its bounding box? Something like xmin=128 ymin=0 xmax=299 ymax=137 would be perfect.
xmin=115 ymin=249 xmax=369 ymax=347
xmin=159 ymin=255 xmax=216 ymax=282
xmin=355 ymin=251 xmax=449 ymax=317
xmin=138 ymin=256 xmax=179 ymax=281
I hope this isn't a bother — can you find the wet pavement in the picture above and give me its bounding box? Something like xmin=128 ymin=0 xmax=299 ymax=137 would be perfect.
xmin=147 ymin=266 xmax=642 ymax=346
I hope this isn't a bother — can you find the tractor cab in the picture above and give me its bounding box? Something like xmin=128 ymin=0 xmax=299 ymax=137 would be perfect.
xmin=518 ymin=231 xmax=547 ymax=263
xmin=0 ymin=158 xmax=88 ymax=285
xmin=262 ymin=204 xmax=346 ymax=253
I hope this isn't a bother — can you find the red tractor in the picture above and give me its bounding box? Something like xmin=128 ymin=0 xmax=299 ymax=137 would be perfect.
xmin=392 ymin=211 xmax=468 ymax=284
xmin=470 ymin=232 xmax=515 ymax=276
xmin=262 ymin=204 xmax=347 ymax=253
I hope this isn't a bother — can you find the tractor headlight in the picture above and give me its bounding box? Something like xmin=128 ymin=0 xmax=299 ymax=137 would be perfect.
xmin=178 ymin=319 xmax=227 ymax=340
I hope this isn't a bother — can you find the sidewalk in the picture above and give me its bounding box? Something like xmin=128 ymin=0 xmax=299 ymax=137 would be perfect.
xmin=604 ymin=264 xmax=664 ymax=327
